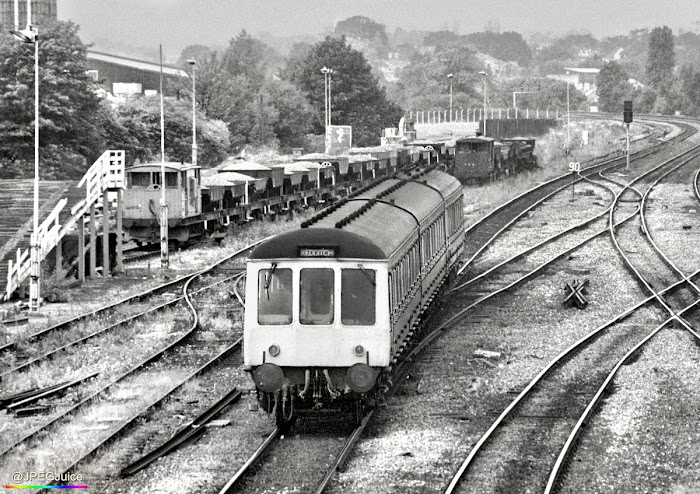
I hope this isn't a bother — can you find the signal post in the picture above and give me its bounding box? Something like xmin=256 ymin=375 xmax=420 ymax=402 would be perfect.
xmin=624 ymin=100 xmax=633 ymax=170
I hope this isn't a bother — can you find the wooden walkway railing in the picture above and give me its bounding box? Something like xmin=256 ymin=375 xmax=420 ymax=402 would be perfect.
xmin=4 ymin=150 xmax=125 ymax=304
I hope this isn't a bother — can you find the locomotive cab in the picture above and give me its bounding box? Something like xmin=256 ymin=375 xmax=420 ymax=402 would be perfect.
xmin=454 ymin=136 xmax=496 ymax=182
xmin=123 ymin=162 xmax=201 ymax=244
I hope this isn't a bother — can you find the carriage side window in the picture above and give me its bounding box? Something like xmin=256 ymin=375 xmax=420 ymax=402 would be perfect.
xmin=300 ymin=268 xmax=334 ymax=325
xmin=341 ymin=268 xmax=375 ymax=325
xmin=257 ymin=267 xmax=293 ymax=325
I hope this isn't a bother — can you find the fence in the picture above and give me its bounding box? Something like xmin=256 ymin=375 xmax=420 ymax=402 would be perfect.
xmin=409 ymin=108 xmax=563 ymax=124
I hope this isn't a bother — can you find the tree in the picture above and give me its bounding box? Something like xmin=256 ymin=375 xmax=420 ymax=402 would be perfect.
xmin=646 ymin=26 xmax=675 ymax=87
xmin=0 ymin=20 xmax=108 ymax=179
xmin=105 ymin=97 xmax=230 ymax=169
xmin=177 ymin=44 xmax=214 ymax=65
xmin=491 ymin=77 xmax=587 ymax=111
xmin=393 ymin=46 xmax=482 ymax=110
xmin=283 ymin=36 xmax=403 ymax=147
xmin=335 ymin=16 xmax=389 ymax=59
xmin=597 ymin=62 xmax=635 ymax=112
xmin=335 ymin=16 xmax=388 ymax=45
xmin=222 ymin=30 xmax=282 ymax=84
xmin=680 ymin=64 xmax=700 ymax=115
xmin=463 ymin=31 xmax=532 ymax=67
xmin=264 ymin=80 xmax=315 ymax=150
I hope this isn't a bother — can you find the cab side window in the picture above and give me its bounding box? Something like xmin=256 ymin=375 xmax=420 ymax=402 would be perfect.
xmin=300 ymin=268 xmax=334 ymax=325
xmin=341 ymin=268 xmax=375 ymax=325
xmin=257 ymin=268 xmax=293 ymax=325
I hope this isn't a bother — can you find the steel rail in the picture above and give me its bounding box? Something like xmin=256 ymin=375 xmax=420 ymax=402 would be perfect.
xmin=0 ymin=236 xmax=269 ymax=357
xmin=0 ymin=240 xmax=261 ymax=458
xmin=314 ymin=409 xmax=376 ymax=494
xmin=456 ymin=122 xmax=675 ymax=277
xmin=217 ymin=428 xmax=282 ymax=494
xmin=443 ymin=144 xmax=700 ymax=493
xmin=451 ymin=173 xmax=623 ymax=292
xmin=442 ymin=268 xmax=700 ymax=494
xmin=542 ymin=142 xmax=700 ymax=494
xmin=607 ymin=147 xmax=700 ymax=332
xmin=544 ymin=298 xmax=700 ymax=493
xmin=46 ymin=274 xmax=244 ymax=488
xmin=0 ymin=270 xmax=246 ymax=382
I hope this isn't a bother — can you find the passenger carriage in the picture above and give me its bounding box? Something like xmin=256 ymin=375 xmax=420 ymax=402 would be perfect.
xmin=243 ymin=166 xmax=465 ymax=425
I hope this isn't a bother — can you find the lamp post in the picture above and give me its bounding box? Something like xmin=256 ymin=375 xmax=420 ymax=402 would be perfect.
xmin=158 ymin=44 xmax=168 ymax=269
xmin=11 ymin=1 xmax=40 ymax=311
xmin=321 ymin=66 xmax=334 ymax=128
xmin=447 ymin=73 xmax=453 ymax=122
xmin=321 ymin=66 xmax=333 ymax=154
xmin=186 ymin=59 xmax=197 ymax=166
xmin=566 ymin=70 xmax=571 ymax=155
xmin=479 ymin=71 xmax=487 ymax=137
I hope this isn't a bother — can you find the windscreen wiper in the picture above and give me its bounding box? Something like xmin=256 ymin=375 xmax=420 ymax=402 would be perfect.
xmin=264 ymin=263 xmax=277 ymax=300
xmin=358 ymin=264 xmax=376 ymax=286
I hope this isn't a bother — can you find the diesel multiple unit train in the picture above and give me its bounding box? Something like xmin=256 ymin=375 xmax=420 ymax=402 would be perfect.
xmin=121 ymin=131 xmax=537 ymax=245
xmin=242 ymin=164 xmax=465 ymax=425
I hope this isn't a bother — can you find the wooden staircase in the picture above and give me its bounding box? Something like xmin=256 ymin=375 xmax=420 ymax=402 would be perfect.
xmin=2 ymin=150 xmax=125 ymax=302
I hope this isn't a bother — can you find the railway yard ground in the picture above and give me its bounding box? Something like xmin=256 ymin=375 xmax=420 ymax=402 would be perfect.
xmin=1 ymin=115 xmax=699 ymax=493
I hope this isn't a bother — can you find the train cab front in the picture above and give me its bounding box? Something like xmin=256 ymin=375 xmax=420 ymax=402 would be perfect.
xmin=122 ymin=162 xmax=201 ymax=244
xmin=242 ymin=232 xmax=391 ymax=425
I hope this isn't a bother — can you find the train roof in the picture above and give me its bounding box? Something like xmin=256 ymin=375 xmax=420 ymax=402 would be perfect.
xmin=270 ymin=163 xmax=310 ymax=172
xmin=202 ymin=172 xmax=257 ymax=186
xmin=292 ymin=161 xmax=332 ymax=169
xmin=126 ymin=162 xmax=199 ymax=172
xmin=220 ymin=160 xmax=272 ymax=172
xmin=249 ymin=228 xmax=385 ymax=260
xmin=295 ymin=153 xmax=347 ymax=163
xmin=455 ymin=136 xmax=496 ymax=143
xmin=250 ymin=168 xmax=462 ymax=260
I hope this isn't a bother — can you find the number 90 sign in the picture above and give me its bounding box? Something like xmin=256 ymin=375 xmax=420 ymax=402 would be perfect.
xmin=569 ymin=161 xmax=581 ymax=173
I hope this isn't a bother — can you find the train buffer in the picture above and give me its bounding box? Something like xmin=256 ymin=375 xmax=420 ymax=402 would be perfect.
xmin=563 ymin=279 xmax=589 ymax=309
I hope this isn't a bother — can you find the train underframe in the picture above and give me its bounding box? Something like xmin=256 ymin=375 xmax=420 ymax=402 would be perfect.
xmin=253 ymin=366 xmax=388 ymax=428
xmin=124 ymin=192 xmax=344 ymax=246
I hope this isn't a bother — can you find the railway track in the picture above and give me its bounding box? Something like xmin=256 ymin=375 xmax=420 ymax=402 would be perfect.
xmin=0 ymin=244 xmax=255 ymax=488
xmin=458 ymin=119 xmax=690 ymax=276
xmin=543 ymin=143 xmax=700 ymax=493
xmin=200 ymin=116 xmax=694 ymax=494
xmin=1 ymin=115 xmax=687 ymax=492
xmin=0 ymin=238 xmax=266 ymax=384
xmin=441 ymin=140 xmax=700 ymax=493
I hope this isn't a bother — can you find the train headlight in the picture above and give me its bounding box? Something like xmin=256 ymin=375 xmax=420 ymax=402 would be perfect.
xmin=346 ymin=363 xmax=377 ymax=393
xmin=268 ymin=344 xmax=281 ymax=357
xmin=252 ymin=363 xmax=284 ymax=393
xmin=353 ymin=345 xmax=365 ymax=357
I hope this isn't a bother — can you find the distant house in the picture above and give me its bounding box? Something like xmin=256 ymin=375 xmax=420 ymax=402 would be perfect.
xmin=547 ymin=67 xmax=600 ymax=103
xmin=86 ymin=50 xmax=188 ymax=103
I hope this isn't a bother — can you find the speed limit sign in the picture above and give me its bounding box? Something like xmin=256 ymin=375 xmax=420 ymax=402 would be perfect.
xmin=569 ymin=162 xmax=580 ymax=173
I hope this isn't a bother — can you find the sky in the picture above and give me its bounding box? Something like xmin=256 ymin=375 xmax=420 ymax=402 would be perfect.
xmin=58 ymin=0 xmax=700 ymax=57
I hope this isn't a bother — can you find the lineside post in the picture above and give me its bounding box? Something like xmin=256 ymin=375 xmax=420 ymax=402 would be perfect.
xmin=102 ymin=189 xmax=110 ymax=277
xmin=116 ymin=188 xmax=123 ymax=273
xmin=626 ymin=123 xmax=630 ymax=170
